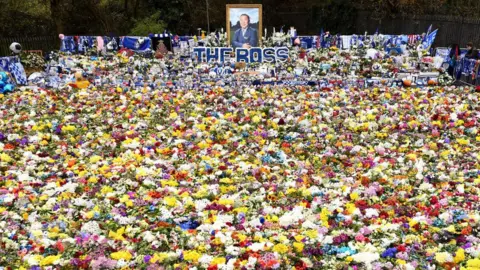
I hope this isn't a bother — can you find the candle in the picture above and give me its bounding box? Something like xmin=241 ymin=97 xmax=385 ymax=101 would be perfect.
xmin=265 ymin=28 xmax=267 ymax=37
xmin=273 ymin=27 xmax=275 ymax=33
xmin=221 ymin=28 xmax=224 ymax=33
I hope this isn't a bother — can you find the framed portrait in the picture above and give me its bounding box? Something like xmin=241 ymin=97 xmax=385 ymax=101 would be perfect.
xmin=226 ymin=4 xmax=262 ymax=49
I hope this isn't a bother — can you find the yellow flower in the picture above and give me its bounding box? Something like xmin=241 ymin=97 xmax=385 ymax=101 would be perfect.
xmin=454 ymin=248 xmax=465 ymax=263
xmin=467 ymin=258 xmax=480 ymax=269
xmin=88 ymin=177 xmax=98 ymax=183
xmin=89 ymin=155 xmax=102 ymax=163
xmin=40 ymin=255 xmax=61 ymax=266
xmin=456 ymin=138 xmax=470 ymax=145
xmin=61 ymin=125 xmax=76 ymax=132
xmin=198 ymin=140 xmax=209 ymax=149
xmin=150 ymin=253 xmax=169 ymax=263
xmin=234 ymin=207 xmax=249 ymax=214
xmin=406 ymin=153 xmax=417 ymax=161
xmin=85 ymin=211 xmax=94 ymax=219
xmin=211 ymin=257 xmax=226 ymax=265
xmin=164 ymin=196 xmax=177 ymax=207
xmin=350 ymin=192 xmax=359 ymax=201
xmin=272 ymin=243 xmax=289 ymax=254
xmin=111 ymin=250 xmax=132 ymax=261
xmin=218 ymin=199 xmax=234 ymax=205
xmin=320 ymin=208 xmax=331 ymax=227
xmin=183 ymin=250 xmax=201 ymax=263
xmin=305 ymin=229 xmax=318 ymax=239
xmin=293 ymin=242 xmax=304 ymax=253
xmin=219 ymin=178 xmax=233 ymax=184
xmin=252 ymin=115 xmax=261 ymax=123
xmin=440 ymin=150 xmax=450 ymax=159
xmin=196 ymin=124 xmax=206 ymax=131
xmin=0 ymin=153 xmax=12 ymax=162
xmin=101 ymin=186 xmax=114 ymax=195
xmin=109 ymin=227 xmax=126 ymax=241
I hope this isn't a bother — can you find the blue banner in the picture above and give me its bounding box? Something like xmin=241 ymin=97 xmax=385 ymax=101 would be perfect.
xmin=425 ymin=29 xmax=438 ymax=49
xmin=121 ymin=37 xmax=152 ymax=52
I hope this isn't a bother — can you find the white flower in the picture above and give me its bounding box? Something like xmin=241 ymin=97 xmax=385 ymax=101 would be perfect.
xmin=364 ymin=208 xmax=379 ymax=218
xmin=142 ymin=231 xmax=156 ymax=242
xmin=116 ymin=259 xmax=127 ymax=268
xmin=351 ymin=252 xmax=380 ymax=266
xmin=249 ymin=242 xmax=272 ymax=252
xmin=81 ymin=221 xmax=101 ymax=235
xmin=225 ymin=245 xmax=240 ymax=256
xmin=301 ymin=220 xmax=319 ymax=229
xmin=198 ymin=255 xmax=213 ymax=266
xmin=26 ymin=254 xmax=40 ymax=266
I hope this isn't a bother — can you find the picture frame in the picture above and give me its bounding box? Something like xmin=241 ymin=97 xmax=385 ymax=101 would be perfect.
xmin=226 ymin=4 xmax=262 ymax=48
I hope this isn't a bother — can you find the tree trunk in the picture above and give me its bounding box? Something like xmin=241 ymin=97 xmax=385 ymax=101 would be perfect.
xmin=133 ymin=0 xmax=140 ymax=19
xmin=85 ymin=0 xmax=111 ymax=33
xmin=50 ymin=0 xmax=64 ymax=34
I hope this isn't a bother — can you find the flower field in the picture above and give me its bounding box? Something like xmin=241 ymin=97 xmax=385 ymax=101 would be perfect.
xmin=0 ymin=84 xmax=480 ymax=269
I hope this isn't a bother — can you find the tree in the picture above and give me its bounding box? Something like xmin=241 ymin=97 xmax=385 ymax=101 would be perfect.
xmin=130 ymin=11 xmax=166 ymax=36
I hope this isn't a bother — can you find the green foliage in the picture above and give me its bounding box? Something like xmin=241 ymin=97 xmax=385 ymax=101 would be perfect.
xmin=129 ymin=12 xmax=166 ymax=36
xmin=310 ymin=0 xmax=358 ymax=34
xmin=20 ymin=52 xmax=46 ymax=69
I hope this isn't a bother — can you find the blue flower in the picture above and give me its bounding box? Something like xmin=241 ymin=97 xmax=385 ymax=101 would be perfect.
xmin=179 ymin=220 xmax=200 ymax=230
xmin=381 ymin=247 xmax=398 ymax=258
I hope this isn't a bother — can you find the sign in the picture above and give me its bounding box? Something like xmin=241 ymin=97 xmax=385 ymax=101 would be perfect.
xmin=192 ymin=47 xmax=289 ymax=63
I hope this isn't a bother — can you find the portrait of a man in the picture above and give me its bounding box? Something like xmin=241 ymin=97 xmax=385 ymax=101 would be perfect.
xmin=226 ymin=4 xmax=262 ymax=48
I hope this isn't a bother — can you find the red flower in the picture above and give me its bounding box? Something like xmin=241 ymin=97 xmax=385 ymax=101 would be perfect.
xmin=397 ymin=244 xmax=406 ymax=252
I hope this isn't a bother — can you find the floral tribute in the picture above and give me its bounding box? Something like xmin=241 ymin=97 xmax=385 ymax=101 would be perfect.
xmin=0 ymin=81 xmax=479 ymax=270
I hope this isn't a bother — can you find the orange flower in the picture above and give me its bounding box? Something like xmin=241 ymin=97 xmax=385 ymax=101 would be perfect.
xmin=67 ymin=159 xmax=76 ymax=167
xmin=461 ymin=226 xmax=472 ymax=235
xmin=4 ymin=143 xmax=15 ymax=150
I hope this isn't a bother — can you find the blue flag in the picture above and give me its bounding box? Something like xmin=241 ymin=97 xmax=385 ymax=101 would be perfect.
xmin=425 ymin=29 xmax=438 ymax=49
xmin=320 ymin=28 xmax=326 ymax=48
xmin=424 ymin=24 xmax=432 ymax=42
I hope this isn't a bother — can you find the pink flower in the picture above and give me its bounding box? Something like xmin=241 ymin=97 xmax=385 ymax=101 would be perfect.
xmin=355 ymin=233 xmax=366 ymax=242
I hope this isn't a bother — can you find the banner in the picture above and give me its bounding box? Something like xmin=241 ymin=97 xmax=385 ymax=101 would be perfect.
xmin=192 ymin=47 xmax=289 ymax=63
xmin=121 ymin=37 xmax=152 ymax=52
xmin=425 ymin=29 xmax=438 ymax=49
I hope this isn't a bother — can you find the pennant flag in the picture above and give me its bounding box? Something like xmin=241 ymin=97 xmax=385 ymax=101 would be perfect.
xmin=320 ymin=28 xmax=325 ymax=48
xmin=425 ymin=29 xmax=438 ymax=49
xmin=423 ymin=24 xmax=432 ymax=42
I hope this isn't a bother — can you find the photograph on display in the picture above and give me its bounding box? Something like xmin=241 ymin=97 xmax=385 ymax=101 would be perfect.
xmin=226 ymin=4 xmax=262 ymax=48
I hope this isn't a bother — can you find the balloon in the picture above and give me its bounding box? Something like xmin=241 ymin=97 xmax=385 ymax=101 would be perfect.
xmin=59 ymin=34 xmax=65 ymax=40
xmin=9 ymin=42 xmax=21 ymax=54
xmin=3 ymin=84 xmax=14 ymax=92
xmin=0 ymin=72 xmax=7 ymax=82
xmin=97 ymin=36 xmax=104 ymax=51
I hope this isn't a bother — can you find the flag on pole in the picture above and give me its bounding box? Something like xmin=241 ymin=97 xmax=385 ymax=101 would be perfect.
xmin=319 ymin=28 xmax=325 ymax=48
xmin=425 ymin=29 xmax=438 ymax=49
xmin=423 ymin=24 xmax=432 ymax=42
